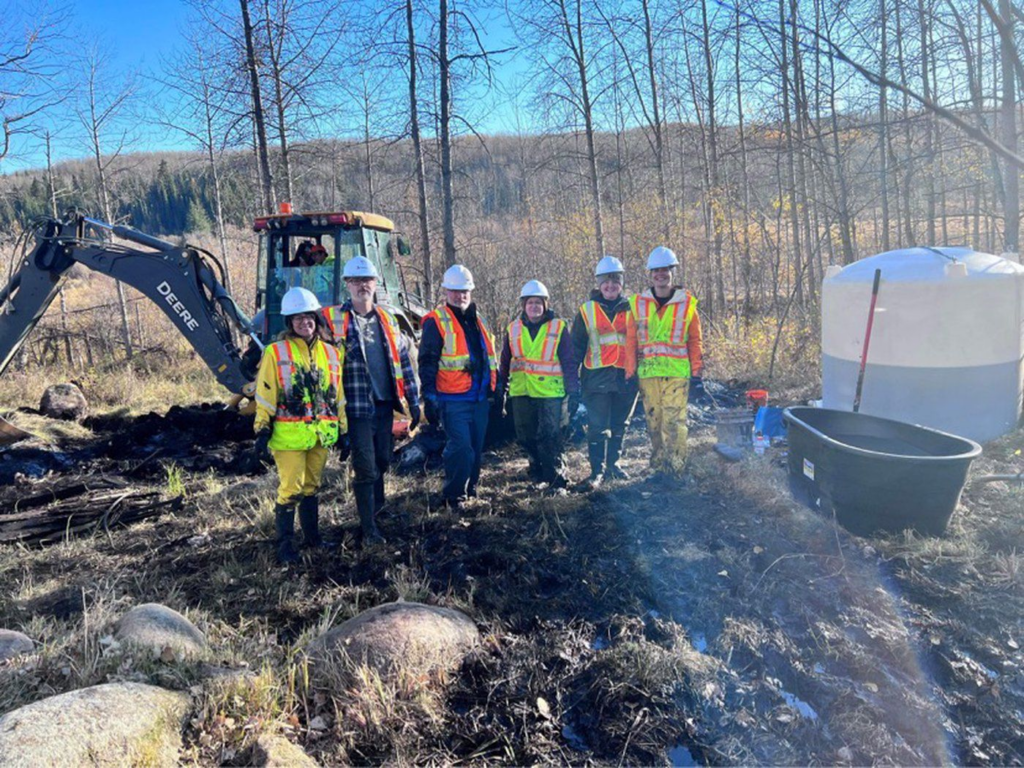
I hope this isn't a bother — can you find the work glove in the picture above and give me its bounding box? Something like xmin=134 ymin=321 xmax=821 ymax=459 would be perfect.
xmin=335 ymin=432 xmax=351 ymax=462
xmin=253 ymin=429 xmax=272 ymax=464
xmin=567 ymin=393 xmax=580 ymax=419
xmin=689 ymin=375 xmax=706 ymax=403
xmin=424 ymin=395 xmax=441 ymax=428
xmin=408 ymin=403 xmax=421 ymax=432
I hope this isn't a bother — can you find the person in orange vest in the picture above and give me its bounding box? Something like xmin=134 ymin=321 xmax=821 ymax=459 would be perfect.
xmin=497 ymin=280 xmax=579 ymax=491
xmin=321 ymin=256 xmax=420 ymax=546
xmin=417 ymin=264 xmax=498 ymax=510
xmin=253 ymin=287 xmax=347 ymax=563
xmin=625 ymin=246 xmax=704 ymax=484
xmin=571 ymin=255 xmax=638 ymax=489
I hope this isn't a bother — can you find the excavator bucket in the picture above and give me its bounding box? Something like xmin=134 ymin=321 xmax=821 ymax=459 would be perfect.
xmin=0 ymin=413 xmax=31 ymax=447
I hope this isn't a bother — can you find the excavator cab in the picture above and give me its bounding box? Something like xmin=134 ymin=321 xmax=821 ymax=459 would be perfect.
xmin=252 ymin=207 xmax=426 ymax=342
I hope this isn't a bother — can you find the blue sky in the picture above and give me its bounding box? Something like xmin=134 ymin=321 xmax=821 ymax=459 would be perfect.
xmin=4 ymin=0 xmax=526 ymax=172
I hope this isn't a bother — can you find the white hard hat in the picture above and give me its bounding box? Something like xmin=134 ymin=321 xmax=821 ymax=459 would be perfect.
xmin=647 ymin=246 xmax=679 ymax=270
xmin=280 ymin=286 xmax=322 ymax=316
xmin=519 ymin=280 xmax=549 ymax=299
xmin=595 ymin=255 xmax=625 ymax=276
xmin=441 ymin=264 xmax=475 ymax=290
xmin=343 ymin=256 xmax=379 ymax=279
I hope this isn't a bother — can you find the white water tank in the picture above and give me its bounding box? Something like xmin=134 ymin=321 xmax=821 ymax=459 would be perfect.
xmin=822 ymin=246 xmax=1024 ymax=442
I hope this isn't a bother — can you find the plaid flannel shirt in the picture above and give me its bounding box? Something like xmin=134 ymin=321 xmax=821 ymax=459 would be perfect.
xmin=338 ymin=302 xmax=420 ymax=419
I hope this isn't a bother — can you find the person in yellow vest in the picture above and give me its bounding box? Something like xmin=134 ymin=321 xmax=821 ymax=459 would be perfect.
xmin=253 ymin=286 xmax=347 ymax=563
xmin=625 ymin=246 xmax=704 ymax=484
xmin=417 ymin=264 xmax=498 ymax=510
xmin=570 ymin=256 xmax=638 ymax=489
xmin=321 ymin=256 xmax=421 ymax=547
xmin=497 ymin=280 xmax=580 ymax=491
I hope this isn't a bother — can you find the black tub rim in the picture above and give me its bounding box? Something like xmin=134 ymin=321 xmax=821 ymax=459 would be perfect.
xmin=783 ymin=406 xmax=983 ymax=464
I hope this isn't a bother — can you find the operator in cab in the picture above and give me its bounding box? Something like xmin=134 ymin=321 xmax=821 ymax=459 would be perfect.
xmin=253 ymin=286 xmax=347 ymax=564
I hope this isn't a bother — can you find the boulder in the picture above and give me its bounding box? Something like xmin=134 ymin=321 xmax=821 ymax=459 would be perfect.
xmin=39 ymin=383 xmax=88 ymax=422
xmin=0 ymin=629 xmax=33 ymax=661
xmin=115 ymin=603 xmax=207 ymax=660
xmin=308 ymin=601 xmax=479 ymax=685
xmin=0 ymin=682 xmax=189 ymax=767
xmin=252 ymin=733 xmax=320 ymax=767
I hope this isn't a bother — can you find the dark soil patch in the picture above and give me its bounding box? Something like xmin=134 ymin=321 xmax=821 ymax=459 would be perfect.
xmin=1 ymin=398 xmax=1022 ymax=765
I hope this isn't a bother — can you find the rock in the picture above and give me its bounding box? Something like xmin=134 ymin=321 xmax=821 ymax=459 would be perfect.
xmin=0 ymin=629 xmax=33 ymax=661
xmin=39 ymin=383 xmax=88 ymax=422
xmin=0 ymin=682 xmax=189 ymax=767
xmin=115 ymin=603 xmax=207 ymax=660
xmin=252 ymin=733 xmax=319 ymax=767
xmin=308 ymin=601 xmax=479 ymax=685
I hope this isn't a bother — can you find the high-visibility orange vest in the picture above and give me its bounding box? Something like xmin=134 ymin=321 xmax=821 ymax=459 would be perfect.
xmin=507 ymin=318 xmax=566 ymax=398
xmin=426 ymin=305 xmax=498 ymax=394
xmin=259 ymin=337 xmax=343 ymax=450
xmin=629 ymin=291 xmax=697 ymax=379
xmin=323 ymin=304 xmax=407 ymax=401
xmin=580 ymin=300 xmax=627 ymax=370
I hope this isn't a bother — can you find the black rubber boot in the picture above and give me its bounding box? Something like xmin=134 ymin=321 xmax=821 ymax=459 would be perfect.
xmin=605 ymin=434 xmax=629 ymax=480
xmin=580 ymin=440 xmax=605 ymax=490
xmin=355 ymin=484 xmax=385 ymax=547
xmin=299 ymin=495 xmax=335 ymax=549
xmin=274 ymin=503 xmax=299 ymax=564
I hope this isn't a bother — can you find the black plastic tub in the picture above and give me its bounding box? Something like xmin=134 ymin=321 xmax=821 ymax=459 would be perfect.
xmin=783 ymin=407 xmax=982 ymax=536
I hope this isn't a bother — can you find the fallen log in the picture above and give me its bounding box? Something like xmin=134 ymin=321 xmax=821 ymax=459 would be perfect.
xmin=0 ymin=488 xmax=183 ymax=545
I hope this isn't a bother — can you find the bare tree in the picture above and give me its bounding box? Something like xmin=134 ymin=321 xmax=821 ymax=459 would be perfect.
xmin=76 ymin=44 xmax=137 ymax=359
xmin=239 ymin=0 xmax=276 ymax=211
xmin=0 ymin=4 xmax=67 ymax=166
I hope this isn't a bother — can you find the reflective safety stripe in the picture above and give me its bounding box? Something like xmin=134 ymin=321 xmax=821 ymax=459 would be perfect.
xmin=508 ymin=318 xmax=566 ymax=398
xmin=427 ymin=306 xmax=498 ymax=394
xmin=630 ymin=293 xmax=696 ymax=379
xmin=265 ymin=338 xmax=343 ymax=451
xmin=580 ymin=300 xmax=626 ymax=369
xmin=327 ymin=305 xmax=407 ymax=401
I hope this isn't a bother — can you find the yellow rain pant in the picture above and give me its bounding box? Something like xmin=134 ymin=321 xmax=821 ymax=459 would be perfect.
xmin=639 ymin=377 xmax=690 ymax=477
xmin=272 ymin=443 xmax=329 ymax=505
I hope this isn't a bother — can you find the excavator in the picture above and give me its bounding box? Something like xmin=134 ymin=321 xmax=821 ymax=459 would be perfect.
xmin=0 ymin=206 xmax=428 ymax=446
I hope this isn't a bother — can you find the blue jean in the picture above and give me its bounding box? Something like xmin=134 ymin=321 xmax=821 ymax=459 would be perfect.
xmin=440 ymin=399 xmax=490 ymax=501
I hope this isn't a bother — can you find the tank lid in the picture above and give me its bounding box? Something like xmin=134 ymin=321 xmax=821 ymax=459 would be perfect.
xmin=825 ymin=246 xmax=1024 ymax=283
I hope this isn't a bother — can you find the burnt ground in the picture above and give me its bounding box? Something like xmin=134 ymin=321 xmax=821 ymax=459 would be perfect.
xmin=0 ymin=399 xmax=1022 ymax=765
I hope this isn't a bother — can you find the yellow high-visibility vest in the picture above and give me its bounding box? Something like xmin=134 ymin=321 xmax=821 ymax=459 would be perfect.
xmin=629 ymin=292 xmax=696 ymax=379
xmin=507 ymin=318 xmax=566 ymax=398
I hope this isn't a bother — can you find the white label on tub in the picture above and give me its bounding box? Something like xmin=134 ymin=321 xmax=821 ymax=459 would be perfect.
xmin=803 ymin=459 xmax=815 ymax=480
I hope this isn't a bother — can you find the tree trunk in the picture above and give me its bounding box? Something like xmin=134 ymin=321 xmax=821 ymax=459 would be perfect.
xmin=557 ymin=0 xmax=604 ymax=258
xmin=86 ymin=61 xmax=133 ymax=362
xmin=45 ymin=131 xmax=77 ymax=368
xmin=407 ymin=0 xmax=433 ymax=301
xmin=262 ymin=0 xmax=294 ymax=204
xmin=240 ymin=0 xmax=276 ymax=212
xmin=878 ymin=0 xmax=890 ymax=251
xmin=779 ymin=0 xmax=803 ymax=304
xmin=700 ymin=0 xmax=725 ymax=313
xmin=439 ymin=0 xmax=457 ymax=264
xmin=641 ymin=0 xmax=669 ymax=245
xmin=1000 ymin=0 xmax=1019 ymax=251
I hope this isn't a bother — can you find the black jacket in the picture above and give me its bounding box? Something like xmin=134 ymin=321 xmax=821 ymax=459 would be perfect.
xmin=418 ymin=302 xmax=491 ymax=402
xmin=570 ymin=290 xmax=636 ymax=395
